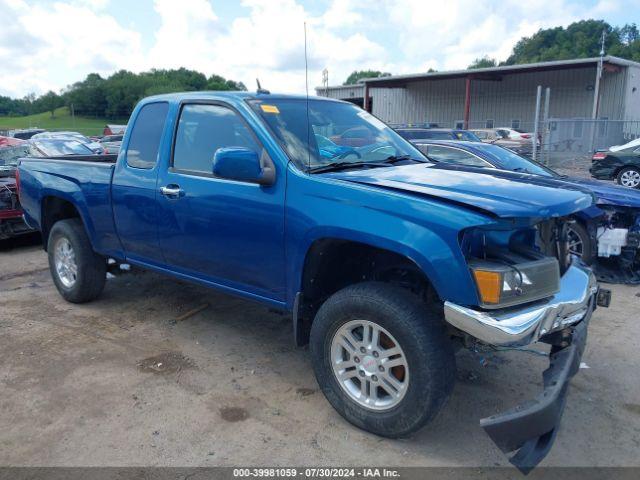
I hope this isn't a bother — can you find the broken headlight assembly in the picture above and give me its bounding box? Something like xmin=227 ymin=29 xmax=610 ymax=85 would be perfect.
xmin=462 ymin=223 xmax=564 ymax=309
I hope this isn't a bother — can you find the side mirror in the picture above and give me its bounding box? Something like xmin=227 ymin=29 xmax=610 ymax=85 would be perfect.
xmin=212 ymin=147 xmax=275 ymax=186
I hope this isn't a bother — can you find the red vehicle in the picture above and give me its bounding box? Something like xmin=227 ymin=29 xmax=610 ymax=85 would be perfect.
xmin=1 ymin=140 xmax=35 ymax=240
xmin=0 ymin=174 xmax=33 ymax=240
xmin=0 ymin=135 xmax=26 ymax=148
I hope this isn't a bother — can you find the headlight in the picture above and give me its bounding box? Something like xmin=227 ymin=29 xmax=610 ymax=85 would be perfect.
xmin=469 ymin=256 xmax=560 ymax=309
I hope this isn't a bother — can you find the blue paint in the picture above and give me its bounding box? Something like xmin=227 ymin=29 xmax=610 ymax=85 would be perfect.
xmin=18 ymin=92 xmax=595 ymax=311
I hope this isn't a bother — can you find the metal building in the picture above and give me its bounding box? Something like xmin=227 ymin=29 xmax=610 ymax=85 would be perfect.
xmin=316 ymin=56 xmax=640 ymax=132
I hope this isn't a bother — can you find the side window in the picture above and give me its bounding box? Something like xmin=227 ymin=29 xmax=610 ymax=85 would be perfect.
xmin=173 ymin=104 xmax=260 ymax=173
xmin=427 ymin=146 xmax=489 ymax=167
xmin=126 ymin=102 xmax=169 ymax=169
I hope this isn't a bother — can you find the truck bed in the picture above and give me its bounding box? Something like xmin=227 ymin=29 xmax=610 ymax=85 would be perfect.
xmin=18 ymin=156 xmax=121 ymax=256
xmin=23 ymin=154 xmax=118 ymax=164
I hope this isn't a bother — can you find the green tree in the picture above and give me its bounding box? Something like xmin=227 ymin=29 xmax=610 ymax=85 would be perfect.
xmin=343 ymin=70 xmax=391 ymax=85
xmin=504 ymin=20 xmax=640 ymax=65
xmin=468 ymin=56 xmax=498 ymax=69
xmin=36 ymin=91 xmax=64 ymax=117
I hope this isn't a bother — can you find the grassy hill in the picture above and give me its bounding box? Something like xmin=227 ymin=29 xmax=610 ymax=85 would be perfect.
xmin=0 ymin=107 xmax=128 ymax=136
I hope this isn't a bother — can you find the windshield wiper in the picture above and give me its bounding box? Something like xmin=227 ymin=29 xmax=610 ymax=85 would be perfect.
xmin=308 ymin=155 xmax=428 ymax=174
xmin=381 ymin=154 xmax=428 ymax=164
xmin=308 ymin=161 xmax=394 ymax=174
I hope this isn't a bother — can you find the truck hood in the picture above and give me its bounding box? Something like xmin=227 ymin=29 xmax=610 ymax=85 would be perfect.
xmin=325 ymin=163 xmax=593 ymax=219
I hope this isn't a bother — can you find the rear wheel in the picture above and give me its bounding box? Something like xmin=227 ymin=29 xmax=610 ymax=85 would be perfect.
xmin=310 ymin=282 xmax=455 ymax=438
xmin=47 ymin=218 xmax=106 ymax=303
xmin=616 ymin=167 xmax=640 ymax=188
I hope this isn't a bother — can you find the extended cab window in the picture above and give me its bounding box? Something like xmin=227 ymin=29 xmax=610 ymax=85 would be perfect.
xmin=173 ymin=104 xmax=260 ymax=173
xmin=425 ymin=146 xmax=489 ymax=167
xmin=126 ymin=102 xmax=169 ymax=169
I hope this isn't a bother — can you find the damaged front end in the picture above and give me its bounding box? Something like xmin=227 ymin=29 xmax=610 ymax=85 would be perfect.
xmin=590 ymin=205 xmax=640 ymax=284
xmin=445 ymin=217 xmax=610 ymax=473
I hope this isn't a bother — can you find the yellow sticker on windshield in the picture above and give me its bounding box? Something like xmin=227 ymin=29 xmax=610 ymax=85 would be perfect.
xmin=260 ymin=104 xmax=280 ymax=114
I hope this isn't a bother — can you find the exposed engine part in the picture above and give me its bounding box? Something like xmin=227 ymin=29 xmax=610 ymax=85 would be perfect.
xmin=597 ymin=227 xmax=628 ymax=257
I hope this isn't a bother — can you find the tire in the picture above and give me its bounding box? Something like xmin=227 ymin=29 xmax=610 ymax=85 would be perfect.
xmin=616 ymin=166 xmax=640 ymax=189
xmin=309 ymin=282 xmax=455 ymax=438
xmin=47 ymin=218 xmax=106 ymax=303
xmin=567 ymin=221 xmax=595 ymax=264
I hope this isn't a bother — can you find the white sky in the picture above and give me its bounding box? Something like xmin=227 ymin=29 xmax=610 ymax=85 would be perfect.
xmin=0 ymin=0 xmax=631 ymax=98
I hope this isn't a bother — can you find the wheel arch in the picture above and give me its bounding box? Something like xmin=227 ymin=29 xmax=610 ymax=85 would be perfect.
xmin=40 ymin=195 xmax=89 ymax=251
xmin=293 ymin=236 xmax=444 ymax=346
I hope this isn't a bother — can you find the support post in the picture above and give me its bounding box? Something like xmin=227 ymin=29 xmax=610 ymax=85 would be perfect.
xmin=363 ymin=82 xmax=370 ymax=112
xmin=542 ymin=87 xmax=550 ymax=165
xmin=463 ymin=77 xmax=471 ymax=129
xmin=532 ymin=85 xmax=542 ymax=162
xmin=589 ymin=57 xmax=604 ymax=152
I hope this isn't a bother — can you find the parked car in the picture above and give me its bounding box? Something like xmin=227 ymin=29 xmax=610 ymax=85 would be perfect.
xmin=29 ymin=138 xmax=97 ymax=157
xmin=412 ymin=139 xmax=640 ymax=281
xmin=31 ymin=131 xmax=105 ymax=154
xmin=609 ymin=137 xmax=640 ymax=153
xmin=591 ymin=144 xmax=640 ymax=188
xmin=495 ymin=127 xmax=535 ymax=141
xmin=98 ymin=134 xmax=123 ymax=154
xmin=395 ymin=127 xmax=480 ymax=142
xmin=9 ymin=128 xmax=46 ymax=140
xmin=329 ymin=126 xmax=378 ymax=147
xmin=103 ymin=124 xmax=127 ymax=136
xmin=0 ymin=144 xmax=36 ymax=240
xmin=18 ymin=92 xmax=609 ymax=472
xmin=470 ymin=128 xmax=535 ymax=157
xmin=0 ymin=135 xmax=26 ymax=147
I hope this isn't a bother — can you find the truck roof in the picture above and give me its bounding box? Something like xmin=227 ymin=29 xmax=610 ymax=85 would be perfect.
xmin=139 ymin=91 xmax=343 ymax=104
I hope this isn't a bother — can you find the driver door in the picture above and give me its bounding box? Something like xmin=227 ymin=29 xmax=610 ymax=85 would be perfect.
xmin=156 ymin=102 xmax=286 ymax=301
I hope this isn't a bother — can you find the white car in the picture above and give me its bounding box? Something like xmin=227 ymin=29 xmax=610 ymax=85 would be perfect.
xmin=609 ymin=137 xmax=640 ymax=152
xmin=495 ymin=127 xmax=535 ymax=141
xmin=31 ymin=131 xmax=104 ymax=154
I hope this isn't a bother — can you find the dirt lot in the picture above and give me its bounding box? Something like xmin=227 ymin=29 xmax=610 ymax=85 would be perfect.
xmin=1 ymin=236 xmax=639 ymax=469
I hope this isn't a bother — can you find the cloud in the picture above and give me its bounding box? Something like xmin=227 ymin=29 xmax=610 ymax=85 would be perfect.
xmin=0 ymin=0 xmax=143 ymax=97
xmin=0 ymin=0 xmax=628 ymax=98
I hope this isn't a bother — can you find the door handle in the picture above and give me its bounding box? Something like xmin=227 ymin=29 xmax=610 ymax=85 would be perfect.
xmin=160 ymin=185 xmax=184 ymax=198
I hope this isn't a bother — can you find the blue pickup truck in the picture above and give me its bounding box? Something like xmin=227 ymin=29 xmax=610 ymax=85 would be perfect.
xmin=18 ymin=92 xmax=609 ymax=471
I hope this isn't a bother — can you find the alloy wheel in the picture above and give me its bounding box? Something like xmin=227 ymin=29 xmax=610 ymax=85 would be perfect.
xmin=331 ymin=319 xmax=409 ymax=411
xmin=54 ymin=237 xmax=78 ymax=288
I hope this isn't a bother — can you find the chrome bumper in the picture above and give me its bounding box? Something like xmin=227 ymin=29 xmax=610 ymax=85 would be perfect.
xmin=444 ymin=261 xmax=598 ymax=346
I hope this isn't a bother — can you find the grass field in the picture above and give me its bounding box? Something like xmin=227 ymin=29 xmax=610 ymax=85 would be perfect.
xmin=0 ymin=107 xmax=128 ymax=136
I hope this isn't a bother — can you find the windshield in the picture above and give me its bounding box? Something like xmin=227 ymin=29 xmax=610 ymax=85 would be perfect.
xmin=0 ymin=145 xmax=32 ymax=166
xmin=474 ymin=143 xmax=556 ymax=177
xmin=31 ymin=139 xmax=94 ymax=156
xmin=249 ymin=99 xmax=426 ymax=171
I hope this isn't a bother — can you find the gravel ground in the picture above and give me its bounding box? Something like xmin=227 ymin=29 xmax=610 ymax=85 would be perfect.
xmin=1 ymin=235 xmax=639 ymax=469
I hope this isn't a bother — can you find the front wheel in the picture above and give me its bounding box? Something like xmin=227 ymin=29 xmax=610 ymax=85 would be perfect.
xmin=309 ymin=282 xmax=455 ymax=438
xmin=567 ymin=221 xmax=595 ymax=264
xmin=47 ymin=218 xmax=106 ymax=303
xmin=616 ymin=167 xmax=640 ymax=188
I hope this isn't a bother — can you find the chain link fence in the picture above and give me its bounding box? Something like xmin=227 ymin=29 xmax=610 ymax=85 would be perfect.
xmin=539 ymin=119 xmax=640 ymax=177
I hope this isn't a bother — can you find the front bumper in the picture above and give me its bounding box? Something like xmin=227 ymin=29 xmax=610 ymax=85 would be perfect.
xmin=443 ymin=261 xmax=604 ymax=472
xmin=444 ymin=261 xmax=597 ymax=347
xmin=481 ymin=304 xmax=592 ymax=472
